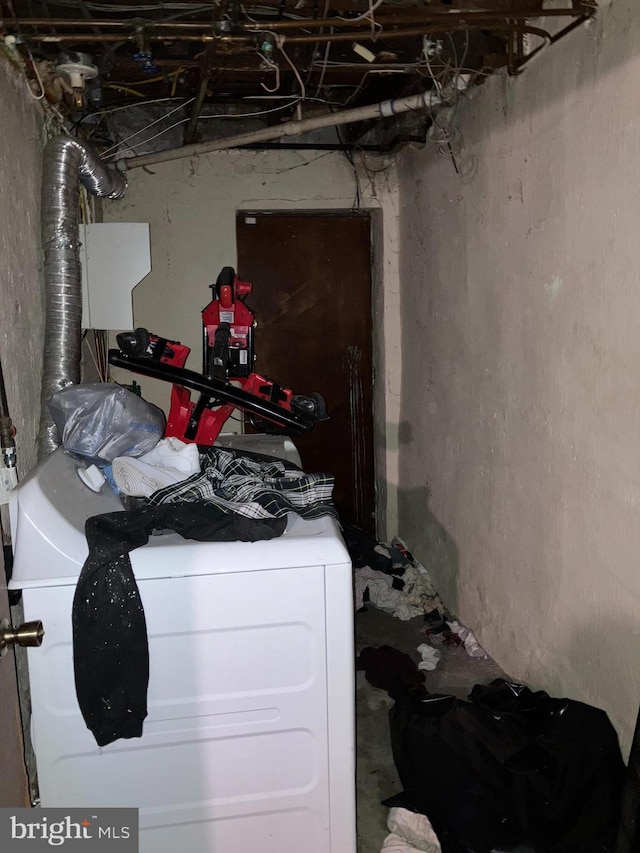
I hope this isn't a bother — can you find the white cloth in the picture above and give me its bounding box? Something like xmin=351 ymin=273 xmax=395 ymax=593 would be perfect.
xmin=417 ymin=643 xmax=442 ymax=671
xmin=112 ymin=437 xmax=201 ymax=498
xmin=446 ymin=620 xmax=487 ymax=658
xmin=354 ymin=567 xmax=424 ymax=621
xmin=380 ymin=807 xmax=441 ymax=853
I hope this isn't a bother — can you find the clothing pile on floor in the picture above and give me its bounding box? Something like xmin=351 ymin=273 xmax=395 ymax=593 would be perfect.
xmin=344 ymin=524 xmax=444 ymax=622
xmin=357 ymin=646 xmax=624 ymax=853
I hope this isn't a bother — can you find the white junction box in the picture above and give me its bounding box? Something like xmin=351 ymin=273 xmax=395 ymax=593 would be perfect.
xmin=9 ymin=449 xmax=356 ymax=853
xmin=80 ymin=222 xmax=151 ymax=330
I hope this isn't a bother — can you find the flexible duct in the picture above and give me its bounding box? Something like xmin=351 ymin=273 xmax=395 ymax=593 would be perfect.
xmin=38 ymin=136 xmax=127 ymax=459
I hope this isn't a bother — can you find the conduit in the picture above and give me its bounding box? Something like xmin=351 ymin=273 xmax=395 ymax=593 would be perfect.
xmin=38 ymin=137 xmax=127 ymax=459
xmin=122 ymin=76 xmax=470 ymax=170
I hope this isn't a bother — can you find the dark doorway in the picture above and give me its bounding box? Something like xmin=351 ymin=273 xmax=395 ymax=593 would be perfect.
xmin=236 ymin=211 xmax=375 ymax=533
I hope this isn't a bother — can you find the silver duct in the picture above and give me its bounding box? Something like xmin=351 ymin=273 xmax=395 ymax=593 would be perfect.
xmin=38 ymin=136 xmax=127 ymax=459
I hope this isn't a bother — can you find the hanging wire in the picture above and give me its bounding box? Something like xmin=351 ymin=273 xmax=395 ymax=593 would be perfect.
xmin=422 ymin=30 xmax=471 ymax=167
xmin=337 ymin=0 xmax=384 ymax=24
xmin=105 ymin=99 xmax=303 ymax=157
xmin=312 ymin=31 xmax=332 ymax=100
xmin=100 ymin=96 xmax=195 ymax=157
xmin=276 ymin=36 xmax=307 ymax=104
xmin=336 ymin=126 xmax=362 ymax=209
xmin=302 ymin=0 xmax=331 ymax=94
xmin=25 ymin=44 xmax=47 ymax=100
xmin=259 ymin=52 xmax=281 ymax=93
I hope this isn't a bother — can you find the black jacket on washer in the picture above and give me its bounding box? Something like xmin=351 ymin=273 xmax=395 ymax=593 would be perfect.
xmin=73 ymin=502 xmax=285 ymax=747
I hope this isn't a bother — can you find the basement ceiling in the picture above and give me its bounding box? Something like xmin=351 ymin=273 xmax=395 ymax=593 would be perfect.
xmin=2 ymin=1 xmax=595 ymax=155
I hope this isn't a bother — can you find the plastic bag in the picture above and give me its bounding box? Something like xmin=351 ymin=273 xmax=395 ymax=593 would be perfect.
xmin=48 ymin=383 xmax=166 ymax=465
xmin=385 ymin=678 xmax=624 ymax=853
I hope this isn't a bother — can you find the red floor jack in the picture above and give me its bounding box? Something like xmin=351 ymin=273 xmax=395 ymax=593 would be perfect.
xmin=108 ymin=266 xmax=328 ymax=445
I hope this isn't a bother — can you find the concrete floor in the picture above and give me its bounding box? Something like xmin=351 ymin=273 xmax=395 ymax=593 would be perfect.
xmin=355 ymin=606 xmax=506 ymax=853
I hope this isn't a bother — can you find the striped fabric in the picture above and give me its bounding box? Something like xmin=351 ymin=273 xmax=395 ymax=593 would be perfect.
xmin=147 ymin=446 xmax=339 ymax=522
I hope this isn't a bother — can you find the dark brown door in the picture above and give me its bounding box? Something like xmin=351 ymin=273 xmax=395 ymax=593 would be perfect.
xmin=236 ymin=212 xmax=375 ymax=532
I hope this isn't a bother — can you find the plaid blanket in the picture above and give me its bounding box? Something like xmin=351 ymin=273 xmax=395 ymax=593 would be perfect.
xmin=147 ymin=445 xmax=339 ymax=522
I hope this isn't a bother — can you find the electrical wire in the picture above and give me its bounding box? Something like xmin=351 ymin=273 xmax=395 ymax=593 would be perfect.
xmin=197 ymin=100 xmax=303 ymax=120
xmin=336 ymin=125 xmax=361 ymax=208
xmin=100 ymin=96 xmax=195 ymax=157
xmin=253 ymin=150 xmax=335 ymax=174
xmin=312 ymin=32 xmax=332 ymax=100
xmin=96 ymin=97 xmax=185 ymax=114
xmin=25 ymin=45 xmax=47 ymax=100
xmin=341 ymin=71 xmax=370 ymax=106
xmin=107 ymin=69 xmax=183 ymax=88
xmin=276 ymin=37 xmax=306 ymax=105
xmin=105 ymin=99 xmax=303 ymax=158
xmin=103 ymin=119 xmax=187 ymax=157
xmin=302 ymin=0 xmax=330 ymax=94
xmin=337 ymin=0 xmax=384 ymax=23
xmin=424 ymin=30 xmax=470 ymax=167
xmin=105 ymin=83 xmax=147 ymax=97
xmin=259 ymin=52 xmax=281 ymax=93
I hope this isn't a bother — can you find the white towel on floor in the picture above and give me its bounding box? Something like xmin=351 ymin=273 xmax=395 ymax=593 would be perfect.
xmin=112 ymin=437 xmax=200 ymax=498
xmin=380 ymin=807 xmax=441 ymax=853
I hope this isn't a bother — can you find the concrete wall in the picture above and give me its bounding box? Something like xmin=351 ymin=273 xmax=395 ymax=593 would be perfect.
xmin=0 ymin=58 xmax=44 ymax=475
xmin=105 ymin=150 xmax=401 ymax=537
xmin=397 ymin=0 xmax=640 ymax=755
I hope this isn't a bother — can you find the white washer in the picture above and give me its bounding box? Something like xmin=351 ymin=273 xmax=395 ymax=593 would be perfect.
xmin=9 ymin=448 xmax=355 ymax=853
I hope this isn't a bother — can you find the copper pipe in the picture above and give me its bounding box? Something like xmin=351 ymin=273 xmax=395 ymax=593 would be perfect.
xmin=13 ymin=8 xmax=589 ymax=30
xmin=259 ymin=22 xmax=552 ymax=45
xmin=32 ymin=23 xmax=551 ymax=45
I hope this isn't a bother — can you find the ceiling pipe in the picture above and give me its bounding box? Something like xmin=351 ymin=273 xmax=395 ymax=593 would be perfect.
xmin=36 ymin=22 xmax=550 ymax=44
xmin=14 ymin=9 xmax=585 ymax=29
xmin=121 ymin=74 xmax=471 ymax=170
xmin=263 ymin=23 xmax=550 ymax=45
xmin=39 ymin=137 xmax=127 ymax=459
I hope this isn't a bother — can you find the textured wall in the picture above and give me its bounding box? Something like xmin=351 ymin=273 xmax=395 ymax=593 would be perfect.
xmin=0 ymin=55 xmax=44 ymax=807
xmin=104 ymin=150 xmax=401 ymax=536
xmin=0 ymin=58 xmax=44 ymax=474
xmin=397 ymin=0 xmax=640 ymax=755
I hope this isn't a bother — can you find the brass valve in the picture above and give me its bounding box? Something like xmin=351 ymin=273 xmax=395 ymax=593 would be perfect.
xmin=0 ymin=617 xmax=44 ymax=655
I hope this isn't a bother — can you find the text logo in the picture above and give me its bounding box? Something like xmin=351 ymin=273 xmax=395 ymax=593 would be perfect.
xmin=1 ymin=808 xmax=138 ymax=850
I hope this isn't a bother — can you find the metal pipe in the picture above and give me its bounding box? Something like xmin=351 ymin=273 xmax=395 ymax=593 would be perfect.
xmin=34 ymin=22 xmax=550 ymax=44
xmin=39 ymin=136 xmax=127 ymax=459
xmin=13 ymin=9 xmax=586 ymax=28
xmin=123 ymin=74 xmax=470 ymax=170
xmin=275 ymin=22 xmax=551 ymax=45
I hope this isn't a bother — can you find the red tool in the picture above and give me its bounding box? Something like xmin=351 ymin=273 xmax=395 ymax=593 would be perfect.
xmin=110 ymin=267 xmax=328 ymax=445
xmin=202 ymin=266 xmax=255 ymax=379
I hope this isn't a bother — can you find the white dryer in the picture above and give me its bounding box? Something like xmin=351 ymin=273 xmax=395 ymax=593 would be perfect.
xmin=9 ymin=447 xmax=355 ymax=853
